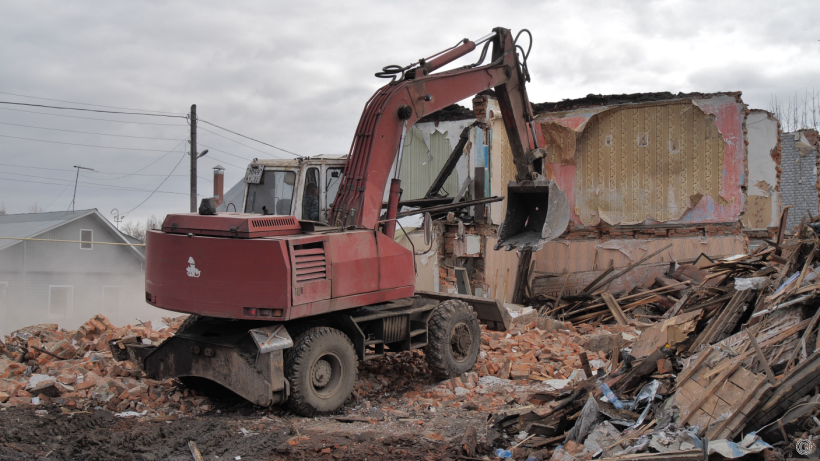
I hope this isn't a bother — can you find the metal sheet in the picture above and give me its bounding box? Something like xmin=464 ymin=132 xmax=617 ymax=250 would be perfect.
xmin=249 ymin=324 xmax=293 ymax=354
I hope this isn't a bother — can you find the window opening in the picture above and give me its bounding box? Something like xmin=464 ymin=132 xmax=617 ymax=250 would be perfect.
xmin=302 ymin=168 xmax=320 ymax=221
xmin=80 ymin=229 xmax=93 ymax=250
xmin=244 ymin=170 xmax=297 ymax=215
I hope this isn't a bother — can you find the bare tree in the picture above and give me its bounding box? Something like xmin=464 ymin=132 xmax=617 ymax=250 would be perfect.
xmin=146 ymin=215 xmax=161 ymax=231
xmin=28 ymin=203 xmax=45 ymax=213
xmin=770 ymin=88 xmax=820 ymax=132
xmin=120 ymin=220 xmax=145 ymax=241
xmin=0 ymin=202 xmax=6 ymax=216
xmin=119 ymin=215 xmax=162 ymax=242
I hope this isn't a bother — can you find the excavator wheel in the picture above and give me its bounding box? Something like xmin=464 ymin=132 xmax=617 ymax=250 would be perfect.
xmin=424 ymin=300 xmax=481 ymax=379
xmin=284 ymin=326 xmax=358 ymax=416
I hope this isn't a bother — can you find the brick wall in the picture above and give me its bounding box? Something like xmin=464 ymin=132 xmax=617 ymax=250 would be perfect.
xmin=780 ymin=131 xmax=820 ymax=230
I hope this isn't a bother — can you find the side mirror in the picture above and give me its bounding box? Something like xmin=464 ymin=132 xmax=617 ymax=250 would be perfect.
xmin=423 ymin=212 xmax=433 ymax=246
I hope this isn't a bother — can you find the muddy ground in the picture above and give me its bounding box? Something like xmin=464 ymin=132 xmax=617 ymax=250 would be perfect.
xmin=0 ymin=355 xmax=494 ymax=461
xmin=0 ymin=402 xmax=488 ymax=461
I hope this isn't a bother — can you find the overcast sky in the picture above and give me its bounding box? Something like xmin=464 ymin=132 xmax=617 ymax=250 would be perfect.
xmin=0 ymin=1 xmax=818 ymax=226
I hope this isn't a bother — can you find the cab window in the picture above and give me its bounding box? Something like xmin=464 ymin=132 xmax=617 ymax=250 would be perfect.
xmin=301 ymin=168 xmax=320 ymax=221
xmin=244 ymin=170 xmax=296 ymax=215
xmin=325 ymin=168 xmax=343 ymax=221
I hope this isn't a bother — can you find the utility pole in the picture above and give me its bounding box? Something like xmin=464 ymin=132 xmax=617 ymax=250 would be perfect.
xmin=70 ymin=165 xmax=94 ymax=212
xmin=188 ymin=104 xmax=209 ymax=212
xmin=190 ymin=104 xmax=197 ymax=212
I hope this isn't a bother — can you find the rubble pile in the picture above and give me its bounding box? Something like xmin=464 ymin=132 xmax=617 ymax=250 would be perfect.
xmin=352 ymin=320 xmax=639 ymax=426
xmin=485 ymin=211 xmax=820 ymax=460
xmin=0 ymin=314 xmax=210 ymax=416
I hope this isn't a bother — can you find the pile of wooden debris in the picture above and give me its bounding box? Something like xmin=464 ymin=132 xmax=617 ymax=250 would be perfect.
xmin=487 ymin=209 xmax=820 ymax=460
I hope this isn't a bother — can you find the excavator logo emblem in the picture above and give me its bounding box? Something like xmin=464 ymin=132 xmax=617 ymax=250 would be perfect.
xmin=186 ymin=257 xmax=201 ymax=278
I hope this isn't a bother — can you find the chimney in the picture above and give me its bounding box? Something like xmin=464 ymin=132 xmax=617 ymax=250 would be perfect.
xmin=212 ymin=165 xmax=225 ymax=208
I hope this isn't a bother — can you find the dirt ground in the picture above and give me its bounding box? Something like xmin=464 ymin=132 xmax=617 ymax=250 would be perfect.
xmin=0 ymin=356 xmax=492 ymax=461
xmin=0 ymin=402 xmax=488 ymax=461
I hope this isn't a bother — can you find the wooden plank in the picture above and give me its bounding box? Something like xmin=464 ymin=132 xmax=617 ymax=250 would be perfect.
xmin=747 ymin=329 xmax=777 ymax=385
xmin=189 ymin=441 xmax=204 ymax=461
xmin=587 ymin=243 xmax=674 ymax=292
xmin=786 ymin=302 xmax=820 ymax=370
xmin=675 ymin=346 xmax=714 ymax=386
xmin=601 ymin=291 xmax=628 ymax=326
xmin=775 ymin=206 xmax=790 ymax=256
xmin=580 ymin=263 xmax=614 ymax=294
xmin=664 ymin=291 xmax=692 ymax=319
xmin=726 ymin=382 xmax=772 ymax=439
xmin=620 ymin=296 xmax=661 ymax=310
xmin=706 ymin=374 xmax=766 ymax=439
xmin=795 ymin=247 xmax=816 ymax=292
xmin=678 ymin=358 xmax=742 ymax=425
xmin=558 ymin=281 xmax=691 ymax=315
xmin=552 ymin=272 xmax=570 ymax=311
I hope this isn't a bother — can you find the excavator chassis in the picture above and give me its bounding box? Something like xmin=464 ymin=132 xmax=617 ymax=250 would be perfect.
xmin=113 ymin=294 xmax=510 ymax=410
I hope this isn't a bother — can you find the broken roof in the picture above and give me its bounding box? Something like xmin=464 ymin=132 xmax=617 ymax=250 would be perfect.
xmin=417 ymin=103 xmax=474 ymax=123
xmin=532 ymin=91 xmax=742 ymax=114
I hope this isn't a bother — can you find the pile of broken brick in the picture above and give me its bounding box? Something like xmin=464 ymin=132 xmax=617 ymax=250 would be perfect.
xmin=479 ymin=211 xmax=820 ymax=460
xmin=0 ymin=314 xmax=212 ymax=417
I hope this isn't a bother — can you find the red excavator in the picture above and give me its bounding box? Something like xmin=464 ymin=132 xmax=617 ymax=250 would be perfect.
xmin=119 ymin=27 xmax=568 ymax=416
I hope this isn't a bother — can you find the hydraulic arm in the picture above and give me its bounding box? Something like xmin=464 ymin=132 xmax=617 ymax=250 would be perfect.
xmin=328 ymin=27 xmax=568 ymax=249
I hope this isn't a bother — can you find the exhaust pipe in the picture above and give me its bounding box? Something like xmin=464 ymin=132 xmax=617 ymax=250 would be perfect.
xmin=494 ymin=180 xmax=569 ymax=251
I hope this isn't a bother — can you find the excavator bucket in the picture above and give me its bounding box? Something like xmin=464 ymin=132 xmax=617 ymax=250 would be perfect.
xmin=494 ymin=180 xmax=569 ymax=251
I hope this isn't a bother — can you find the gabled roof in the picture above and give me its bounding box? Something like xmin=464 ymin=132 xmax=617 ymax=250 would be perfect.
xmin=0 ymin=209 xmax=144 ymax=260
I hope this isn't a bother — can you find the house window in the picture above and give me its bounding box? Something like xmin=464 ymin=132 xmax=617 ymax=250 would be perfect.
xmin=80 ymin=229 xmax=93 ymax=250
xmin=49 ymin=286 xmax=74 ymax=318
xmin=103 ymin=286 xmax=123 ymax=313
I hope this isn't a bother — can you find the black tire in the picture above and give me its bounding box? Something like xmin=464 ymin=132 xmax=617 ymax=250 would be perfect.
xmin=284 ymin=327 xmax=358 ymax=416
xmin=424 ymin=300 xmax=481 ymax=379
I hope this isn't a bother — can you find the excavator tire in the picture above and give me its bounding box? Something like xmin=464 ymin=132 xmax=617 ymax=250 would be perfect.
xmin=424 ymin=300 xmax=481 ymax=379
xmin=285 ymin=327 xmax=358 ymax=416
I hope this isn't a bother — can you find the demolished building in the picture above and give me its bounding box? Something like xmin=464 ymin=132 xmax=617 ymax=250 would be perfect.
xmin=410 ymin=92 xmax=792 ymax=306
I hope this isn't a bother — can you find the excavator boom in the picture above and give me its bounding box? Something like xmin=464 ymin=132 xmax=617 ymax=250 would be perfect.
xmin=329 ymin=28 xmax=568 ymax=249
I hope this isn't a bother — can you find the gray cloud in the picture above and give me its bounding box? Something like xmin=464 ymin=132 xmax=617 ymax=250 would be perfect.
xmin=1 ymin=0 xmax=818 ymax=223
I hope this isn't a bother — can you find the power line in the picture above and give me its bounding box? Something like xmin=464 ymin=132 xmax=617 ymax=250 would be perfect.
xmin=201 ymin=155 xmax=245 ymax=170
xmin=0 ymin=91 xmax=185 ymax=115
xmin=0 ymin=101 xmax=186 ymax=118
xmin=0 ymin=162 xmax=187 ymax=178
xmin=197 ymin=142 xmax=254 ymax=162
xmin=0 ymin=121 xmax=184 ymax=141
xmin=0 ymin=170 xmax=189 ymax=194
xmin=123 ymin=151 xmax=189 ymax=216
xmin=198 ymin=118 xmax=300 ymax=157
xmin=78 ymin=139 xmax=187 ymax=180
xmin=0 ymin=133 xmax=183 ymax=152
xmin=44 ymin=185 xmax=70 ymax=212
xmin=0 ymin=176 xmax=190 ymax=195
xmin=198 ymin=125 xmax=286 ymax=159
xmin=200 ymin=154 xmax=247 ymax=171
xmin=0 ymin=107 xmax=186 ymax=126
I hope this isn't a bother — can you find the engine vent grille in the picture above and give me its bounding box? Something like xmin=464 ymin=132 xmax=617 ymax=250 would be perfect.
xmin=251 ymin=216 xmax=298 ymax=228
xmin=293 ymin=243 xmax=327 ymax=283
